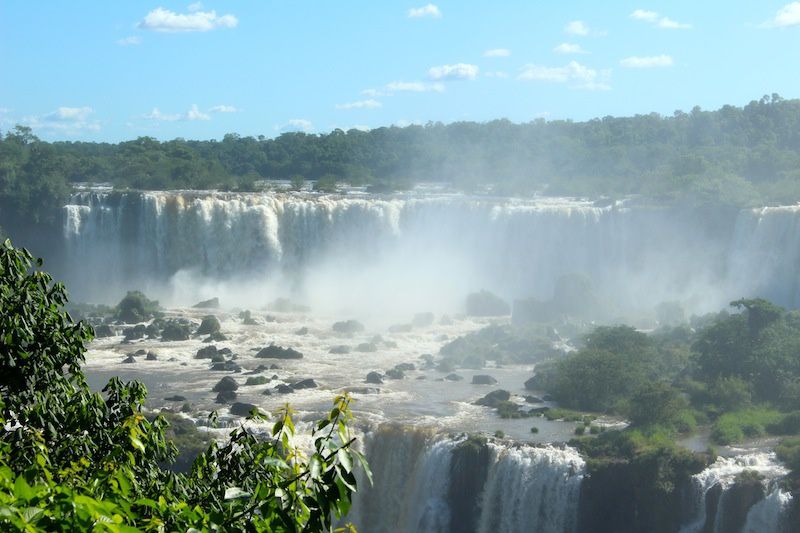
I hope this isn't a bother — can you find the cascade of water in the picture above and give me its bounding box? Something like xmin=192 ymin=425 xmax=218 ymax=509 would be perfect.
xmin=742 ymin=485 xmax=794 ymax=533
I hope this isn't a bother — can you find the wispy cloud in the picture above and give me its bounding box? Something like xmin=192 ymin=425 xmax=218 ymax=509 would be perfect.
xmin=428 ymin=63 xmax=479 ymax=81
xmin=117 ymin=36 xmax=141 ymax=46
xmin=143 ymin=104 xmax=210 ymax=121
xmin=278 ymin=119 xmax=314 ymax=133
xmin=620 ymin=54 xmax=673 ymax=68
xmin=483 ymin=48 xmax=511 ymax=57
xmin=408 ymin=4 xmax=441 ymax=18
xmin=336 ymin=99 xmax=382 ymax=110
xmin=138 ymin=7 xmax=238 ymax=32
xmin=553 ymin=42 xmax=588 ymax=54
xmin=564 ymin=20 xmax=590 ymax=36
xmin=518 ymin=61 xmax=610 ymax=90
xmin=386 ymin=81 xmax=445 ymax=93
xmin=630 ymin=10 xmax=691 ymax=29
xmin=761 ymin=2 xmax=800 ymax=28
xmin=22 ymin=106 xmax=101 ymax=134
xmin=209 ymin=105 xmax=238 ymax=113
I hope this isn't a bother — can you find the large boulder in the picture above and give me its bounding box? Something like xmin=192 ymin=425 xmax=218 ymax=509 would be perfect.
xmin=212 ymin=376 xmax=238 ymax=392
xmin=164 ymin=395 xmax=187 ymax=402
xmin=255 ymin=344 xmax=303 ymax=359
xmin=471 ymin=374 xmax=498 ymax=385
xmin=161 ymin=321 xmax=191 ymax=342
xmin=356 ymin=342 xmax=378 ymax=353
xmin=328 ymin=345 xmax=350 ymax=354
xmin=195 ymin=345 xmax=218 ymax=359
xmin=122 ymin=354 xmax=136 ymax=364
xmin=291 ymin=378 xmax=317 ymax=390
xmin=474 ymin=389 xmax=511 ymax=408
xmin=196 ymin=315 xmax=221 ymax=335
xmin=230 ymin=402 xmax=260 ymax=417
xmin=445 ymin=373 xmax=464 ymax=382
xmin=193 ymin=297 xmax=219 ymax=309
xmin=123 ymin=324 xmax=147 ymax=342
xmin=466 ymin=290 xmax=510 ymax=317
xmin=385 ymin=368 xmax=404 ymax=380
xmin=245 ymin=376 xmax=269 ymax=386
xmin=94 ymin=324 xmax=115 ymax=338
xmin=332 ymin=320 xmax=364 ymax=335
xmin=395 ymin=363 xmax=416 ymax=372
xmin=210 ymin=361 xmax=241 ymax=372
xmin=365 ymin=371 xmax=383 ymax=384
xmin=215 ymin=390 xmax=237 ymax=403
xmin=146 ymin=351 xmax=158 ymax=361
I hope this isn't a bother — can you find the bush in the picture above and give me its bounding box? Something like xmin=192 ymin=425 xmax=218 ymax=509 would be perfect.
xmin=115 ymin=290 xmax=161 ymax=323
xmin=711 ymin=408 xmax=783 ymax=445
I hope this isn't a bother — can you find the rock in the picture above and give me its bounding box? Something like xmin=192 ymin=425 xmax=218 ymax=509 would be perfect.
xmin=210 ymin=361 xmax=241 ymax=372
xmin=356 ymin=342 xmax=378 ymax=353
xmin=272 ymin=384 xmax=294 ymax=394
xmin=193 ymin=297 xmax=219 ymax=309
xmin=412 ymin=312 xmax=435 ymax=327
xmin=395 ymin=363 xmax=416 ymax=372
xmin=146 ymin=352 xmax=158 ymax=361
xmin=123 ymin=324 xmax=147 ymax=341
xmin=388 ymin=324 xmax=413 ymax=333
xmin=474 ymin=390 xmax=511 ymax=408
xmin=135 ymin=349 xmax=147 ymax=355
xmin=245 ymin=376 xmax=269 ymax=386
xmin=328 ymin=345 xmax=350 ymax=354
xmin=161 ymin=321 xmax=191 ymax=342
xmin=181 ymin=403 xmax=192 ymax=413
xmin=445 ymin=373 xmax=464 ymax=382
xmin=164 ymin=395 xmax=187 ymax=402
xmin=195 ymin=345 xmax=218 ymax=359
xmin=345 ymin=387 xmax=380 ymax=394
xmin=524 ymin=395 xmax=544 ymax=403
xmin=239 ymin=310 xmax=258 ymax=325
xmin=255 ymin=344 xmax=303 ymax=359
xmin=210 ymin=354 xmax=225 ymax=363
xmin=212 ymin=376 xmax=238 ymax=392
xmin=471 ymin=374 xmax=498 ymax=385
xmin=218 ymin=347 xmax=232 ymax=356
xmin=332 ymin=320 xmax=364 ymax=335
xmin=215 ymin=390 xmax=237 ymax=403
xmin=291 ymin=378 xmax=317 ymax=390
xmin=244 ymin=365 xmax=270 ymax=375
xmin=94 ymin=324 xmax=115 ymax=337
xmin=203 ymin=332 xmax=228 ymax=342
xmin=230 ymin=402 xmax=259 ymax=417
xmin=385 ymin=368 xmax=404 ymax=380
xmin=122 ymin=354 xmax=136 ymax=364
xmin=168 ymin=357 xmax=178 ymax=362
xmin=269 ymin=365 xmax=280 ymax=370
xmin=416 ymin=376 xmax=427 ymax=380
xmin=196 ymin=315 xmax=221 ymax=335
xmin=295 ymin=326 xmax=309 ymax=335
xmin=365 ymin=371 xmax=384 ymax=384
xmin=145 ymin=323 xmax=161 ymax=338
xmin=466 ymin=290 xmax=511 ymax=317
xmin=524 ymin=376 xmax=538 ymax=391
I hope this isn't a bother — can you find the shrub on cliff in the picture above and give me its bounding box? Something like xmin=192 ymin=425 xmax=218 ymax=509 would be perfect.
xmin=115 ymin=289 xmax=161 ymax=323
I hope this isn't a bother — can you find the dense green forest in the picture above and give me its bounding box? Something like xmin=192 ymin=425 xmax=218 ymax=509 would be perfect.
xmin=2 ymin=94 xmax=800 ymax=228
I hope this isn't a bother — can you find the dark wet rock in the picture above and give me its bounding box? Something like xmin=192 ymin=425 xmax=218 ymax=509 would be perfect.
xmin=245 ymin=376 xmax=269 ymax=386
xmin=94 ymin=324 xmax=115 ymax=338
xmin=181 ymin=403 xmax=192 ymax=413
xmin=122 ymin=354 xmax=136 ymax=364
xmin=328 ymin=345 xmax=350 ymax=354
xmin=210 ymin=361 xmax=241 ymax=372
xmin=161 ymin=321 xmax=191 ymax=342
xmin=332 ymin=320 xmax=364 ymax=335
xmin=135 ymin=349 xmax=147 ymax=355
xmin=145 ymin=323 xmax=161 ymax=338
xmin=466 ymin=290 xmax=510 ymax=317
xmin=203 ymin=331 xmax=228 ymax=343
xmin=123 ymin=324 xmax=147 ymax=341
xmin=345 ymin=387 xmax=380 ymax=394
xmin=416 ymin=376 xmax=427 ymax=380
xmin=395 ymin=363 xmax=416 ymax=372
xmin=365 ymin=371 xmax=383 ymax=384
xmin=445 ymin=373 xmax=464 ymax=381
xmin=164 ymin=395 xmax=187 ymax=402
xmin=356 ymin=342 xmax=378 ymax=353
xmin=256 ymin=344 xmax=303 ymax=359
xmin=269 ymin=364 xmax=280 ymax=370
xmin=524 ymin=395 xmax=543 ymax=403
xmin=230 ymin=402 xmax=259 ymax=417
xmin=193 ymin=297 xmax=219 ymax=309
xmin=388 ymin=324 xmax=413 ymax=333
xmin=471 ymin=374 xmax=498 ymax=385
xmin=212 ymin=376 xmax=238 ymax=392
xmin=474 ymin=389 xmax=511 ymax=408
xmin=146 ymin=352 xmax=158 ymax=361
xmin=291 ymin=378 xmax=317 ymax=390
xmin=196 ymin=315 xmax=221 ymax=335
xmin=196 ymin=346 xmax=218 ymax=359
xmin=412 ymin=312 xmax=435 ymax=327
xmin=272 ymin=384 xmax=294 ymax=394
xmin=385 ymin=368 xmax=405 ymax=380
xmin=271 ymin=374 xmax=279 ymax=379
xmin=218 ymin=347 xmax=232 ymax=356
xmin=524 ymin=376 xmax=538 ymax=391
xmin=295 ymin=326 xmax=309 ymax=335
xmin=215 ymin=390 xmax=237 ymax=403
xmin=210 ymin=354 xmax=225 ymax=363
xmin=239 ymin=310 xmax=258 ymax=325
xmin=244 ymin=364 xmax=271 ymax=375
xmin=168 ymin=357 xmax=178 ymax=362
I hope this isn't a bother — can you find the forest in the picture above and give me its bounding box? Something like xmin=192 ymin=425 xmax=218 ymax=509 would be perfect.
xmin=2 ymin=94 xmax=800 ymax=230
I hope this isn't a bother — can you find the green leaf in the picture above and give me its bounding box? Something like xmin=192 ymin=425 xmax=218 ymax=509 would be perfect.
xmin=14 ymin=477 xmax=34 ymax=501
xmin=336 ymin=449 xmax=352 ymax=474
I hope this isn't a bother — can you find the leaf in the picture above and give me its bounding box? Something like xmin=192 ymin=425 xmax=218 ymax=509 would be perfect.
xmin=14 ymin=477 xmax=34 ymax=501
xmin=224 ymin=487 xmax=251 ymax=500
xmin=337 ymin=449 xmax=353 ymax=474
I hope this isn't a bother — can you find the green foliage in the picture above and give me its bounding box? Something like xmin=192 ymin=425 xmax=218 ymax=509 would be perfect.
xmin=0 ymin=240 xmax=367 ymax=531
xmin=115 ymin=290 xmax=161 ymax=324
xmin=710 ymin=408 xmax=784 ymax=445
xmin=627 ymin=382 xmax=689 ymax=429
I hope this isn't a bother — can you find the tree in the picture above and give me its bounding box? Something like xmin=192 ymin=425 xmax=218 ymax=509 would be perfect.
xmin=0 ymin=240 xmax=368 ymax=531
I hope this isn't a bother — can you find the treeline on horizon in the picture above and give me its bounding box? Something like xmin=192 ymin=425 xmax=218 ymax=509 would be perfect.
xmin=2 ymin=94 xmax=800 ymax=228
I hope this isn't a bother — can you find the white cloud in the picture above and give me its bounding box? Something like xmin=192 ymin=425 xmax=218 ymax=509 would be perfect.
xmin=209 ymin=105 xmax=238 ymax=113
xmin=518 ymin=61 xmax=610 ymax=90
xmin=138 ymin=7 xmax=238 ymax=32
xmin=185 ymin=104 xmax=210 ymax=120
xmin=630 ymin=9 xmax=691 ymax=29
xmin=336 ymin=99 xmax=382 ymax=110
xmin=428 ymin=63 xmax=479 ymax=81
xmin=143 ymin=104 xmax=210 ymax=121
xmin=762 ymin=2 xmax=800 ymax=27
xmin=22 ymin=106 xmax=101 ymax=134
xmin=117 ymin=36 xmax=141 ymax=46
xmin=554 ymin=42 xmax=588 ymax=54
xmin=620 ymin=54 xmax=673 ymax=68
xmin=279 ymin=119 xmax=314 ymax=133
xmin=386 ymin=81 xmax=445 ymax=92
xmin=44 ymin=107 xmax=94 ymax=122
xmin=564 ymin=20 xmax=590 ymax=36
xmin=483 ymin=48 xmax=511 ymax=57
xmin=408 ymin=4 xmax=441 ymax=18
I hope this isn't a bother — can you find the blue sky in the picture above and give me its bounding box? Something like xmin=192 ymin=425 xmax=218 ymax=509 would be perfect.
xmin=1 ymin=1 xmax=799 ymax=141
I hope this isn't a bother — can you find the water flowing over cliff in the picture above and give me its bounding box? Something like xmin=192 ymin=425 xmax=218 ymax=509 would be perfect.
xmin=59 ymin=191 xmax=800 ymax=314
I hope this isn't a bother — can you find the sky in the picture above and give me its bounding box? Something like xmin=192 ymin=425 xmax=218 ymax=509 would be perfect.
xmin=1 ymin=1 xmax=799 ymax=142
